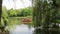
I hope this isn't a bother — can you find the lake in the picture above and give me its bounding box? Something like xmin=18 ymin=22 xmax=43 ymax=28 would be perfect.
xmin=8 ymin=24 xmax=35 ymax=34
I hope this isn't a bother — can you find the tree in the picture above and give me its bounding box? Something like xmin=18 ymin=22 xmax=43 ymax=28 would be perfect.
xmin=32 ymin=0 xmax=43 ymax=34
xmin=1 ymin=6 xmax=8 ymax=26
xmin=0 ymin=0 xmax=2 ymax=26
xmin=32 ymin=0 xmax=60 ymax=34
xmin=8 ymin=9 xmax=17 ymax=17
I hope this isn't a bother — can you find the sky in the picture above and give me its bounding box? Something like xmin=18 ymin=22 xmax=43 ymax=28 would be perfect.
xmin=2 ymin=0 xmax=32 ymax=10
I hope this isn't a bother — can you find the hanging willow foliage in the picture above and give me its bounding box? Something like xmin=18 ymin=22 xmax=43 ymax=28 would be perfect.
xmin=32 ymin=0 xmax=60 ymax=34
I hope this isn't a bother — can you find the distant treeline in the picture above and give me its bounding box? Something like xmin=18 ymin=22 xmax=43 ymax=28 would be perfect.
xmin=2 ymin=6 xmax=33 ymax=17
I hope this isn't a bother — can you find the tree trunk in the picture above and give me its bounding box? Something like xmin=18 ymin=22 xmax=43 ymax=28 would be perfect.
xmin=0 ymin=0 xmax=2 ymax=26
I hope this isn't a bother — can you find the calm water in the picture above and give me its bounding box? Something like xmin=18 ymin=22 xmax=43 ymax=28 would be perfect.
xmin=6 ymin=24 xmax=60 ymax=34
xmin=9 ymin=24 xmax=35 ymax=34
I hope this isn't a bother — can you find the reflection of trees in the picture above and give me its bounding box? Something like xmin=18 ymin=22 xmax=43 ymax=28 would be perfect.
xmin=32 ymin=0 xmax=60 ymax=34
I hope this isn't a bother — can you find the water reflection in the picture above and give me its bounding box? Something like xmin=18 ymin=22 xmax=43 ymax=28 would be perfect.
xmin=5 ymin=24 xmax=60 ymax=34
xmin=9 ymin=24 xmax=35 ymax=34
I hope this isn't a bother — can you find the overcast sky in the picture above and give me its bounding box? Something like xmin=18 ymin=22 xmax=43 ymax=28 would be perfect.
xmin=2 ymin=0 xmax=32 ymax=10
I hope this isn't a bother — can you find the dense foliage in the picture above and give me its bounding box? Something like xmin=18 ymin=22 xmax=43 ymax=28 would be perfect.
xmin=7 ymin=7 xmax=33 ymax=17
xmin=32 ymin=0 xmax=60 ymax=34
xmin=1 ymin=6 xmax=8 ymax=26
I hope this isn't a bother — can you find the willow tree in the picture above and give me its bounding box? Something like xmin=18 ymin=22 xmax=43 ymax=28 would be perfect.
xmin=32 ymin=0 xmax=42 ymax=27
xmin=32 ymin=0 xmax=45 ymax=34
xmin=32 ymin=0 xmax=60 ymax=34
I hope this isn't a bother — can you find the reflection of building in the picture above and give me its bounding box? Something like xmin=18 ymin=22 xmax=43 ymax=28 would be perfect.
xmin=22 ymin=18 xmax=32 ymax=24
